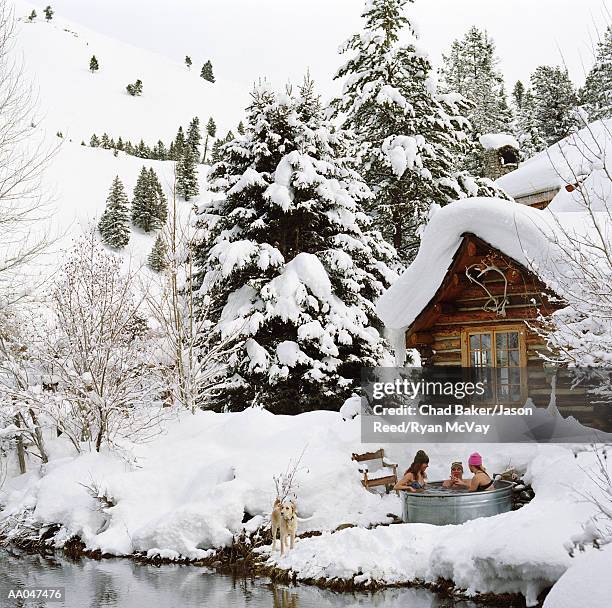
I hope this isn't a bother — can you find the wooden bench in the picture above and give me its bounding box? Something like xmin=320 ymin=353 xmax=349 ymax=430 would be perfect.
xmin=351 ymin=448 xmax=399 ymax=495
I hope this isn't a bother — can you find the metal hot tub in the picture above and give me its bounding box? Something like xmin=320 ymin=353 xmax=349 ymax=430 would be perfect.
xmin=402 ymin=481 xmax=514 ymax=525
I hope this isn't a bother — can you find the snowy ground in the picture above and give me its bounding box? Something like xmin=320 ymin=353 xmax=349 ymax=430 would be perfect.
xmin=1 ymin=409 xmax=609 ymax=607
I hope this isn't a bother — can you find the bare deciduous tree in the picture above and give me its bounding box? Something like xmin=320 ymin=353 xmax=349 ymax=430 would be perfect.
xmin=38 ymin=229 xmax=165 ymax=452
xmin=144 ymin=174 xmax=239 ymax=413
xmin=0 ymin=0 xmax=57 ymax=309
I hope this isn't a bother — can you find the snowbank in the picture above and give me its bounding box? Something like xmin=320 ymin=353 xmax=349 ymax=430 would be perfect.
xmin=543 ymin=544 xmax=612 ymax=608
xmin=1 ymin=409 xmax=609 ymax=606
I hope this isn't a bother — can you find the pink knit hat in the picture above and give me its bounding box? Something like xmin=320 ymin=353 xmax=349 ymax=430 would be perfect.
xmin=468 ymin=452 xmax=483 ymax=467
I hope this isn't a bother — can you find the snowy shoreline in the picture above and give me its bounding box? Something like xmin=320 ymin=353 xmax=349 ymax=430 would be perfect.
xmin=1 ymin=409 xmax=610 ymax=607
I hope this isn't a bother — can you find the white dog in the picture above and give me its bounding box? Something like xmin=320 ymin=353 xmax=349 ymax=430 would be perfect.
xmin=271 ymin=497 xmax=297 ymax=556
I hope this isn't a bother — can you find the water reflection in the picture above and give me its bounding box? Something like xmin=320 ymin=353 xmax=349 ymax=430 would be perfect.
xmin=0 ymin=548 xmax=476 ymax=608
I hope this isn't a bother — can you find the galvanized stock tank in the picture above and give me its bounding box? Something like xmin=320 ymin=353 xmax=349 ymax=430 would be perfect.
xmin=401 ymin=481 xmax=514 ymax=525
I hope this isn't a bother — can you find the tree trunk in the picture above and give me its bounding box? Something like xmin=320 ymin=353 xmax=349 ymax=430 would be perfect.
xmin=14 ymin=415 xmax=26 ymax=474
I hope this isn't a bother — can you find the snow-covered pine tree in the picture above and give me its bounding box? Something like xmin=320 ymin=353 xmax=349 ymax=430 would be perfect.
xmin=581 ymin=25 xmax=612 ymax=121
xmin=210 ymin=139 xmax=223 ymax=164
xmin=186 ymin=116 xmax=201 ymax=158
xmin=132 ymin=167 xmax=157 ymax=232
xmin=27 ymin=10 xmax=36 ymax=22
xmin=176 ymin=145 xmax=199 ymax=200
xmin=200 ymin=60 xmax=215 ymax=83
xmin=511 ymin=80 xmax=545 ymax=157
xmin=90 ymin=133 xmax=100 ymax=147
xmin=136 ymin=139 xmax=150 ymax=158
xmin=148 ymin=167 xmax=167 ymax=225
xmin=152 ymin=140 xmax=167 ymax=160
xmin=439 ymin=26 xmax=513 ymax=135
xmin=100 ymin=133 xmax=110 ymax=149
xmin=148 ymin=234 xmax=167 ymax=272
xmin=126 ymin=79 xmax=143 ymax=96
xmin=202 ymin=117 xmax=216 ymax=163
xmin=331 ymin=0 xmax=505 ymax=260
xmin=237 ymin=121 xmax=245 ymax=135
xmin=512 ymin=81 xmax=525 ymax=109
xmin=185 ymin=55 xmax=192 ymax=70
xmin=89 ymin=55 xmax=99 ymax=73
xmin=193 ymin=79 xmax=397 ymax=413
xmin=529 ymin=65 xmax=579 ymax=147
xmin=99 ymin=176 xmax=130 ymax=249
xmin=44 ymin=5 xmax=53 ymax=22
xmin=172 ymin=126 xmax=186 ymax=160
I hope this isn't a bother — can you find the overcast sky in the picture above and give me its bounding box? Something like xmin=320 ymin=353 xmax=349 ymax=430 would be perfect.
xmin=30 ymin=0 xmax=611 ymax=124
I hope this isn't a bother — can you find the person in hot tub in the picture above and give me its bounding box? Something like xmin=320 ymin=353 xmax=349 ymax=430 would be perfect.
xmin=393 ymin=450 xmax=429 ymax=492
xmin=454 ymin=452 xmax=494 ymax=492
xmin=442 ymin=461 xmax=464 ymax=488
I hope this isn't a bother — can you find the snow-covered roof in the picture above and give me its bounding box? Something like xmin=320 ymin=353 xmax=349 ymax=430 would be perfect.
xmin=497 ymin=119 xmax=612 ymax=200
xmin=479 ymin=133 xmax=519 ymax=151
xmin=376 ymin=198 xmax=607 ymax=331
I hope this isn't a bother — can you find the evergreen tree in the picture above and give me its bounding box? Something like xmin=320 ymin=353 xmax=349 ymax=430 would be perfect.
xmin=331 ymin=0 xmax=505 ymax=260
xmin=193 ymin=80 xmax=396 ymax=413
xmin=126 ymin=79 xmax=143 ymax=96
xmin=136 ymin=139 xmax=150 ymax=158
xmin=511 ymin=81 xmax=544 ymax=158
xmin=28 ymin=10 xmax=36 ymax=22
xmin=186 ymin=116 xmax=202 ymax=157
xmin=100 ymin=133 xmax=111 ymax=149
xmin=149 ymin=168 xmax=167 ymax=225
xmin=200 ymin=60 xmax=215 ymax=83
xmin=153 ymin=140 xmax=168 ymax=160
xmin=90 ymin=133 xmax=100 ymax=147
xmin=44 ymin=5 xmax=53 ymax=22
xmin=172 ymin=126 xmax=186 ymax=160
xmin=89 ymin=55 xmax=99 ymax=72
xmin=529 ymin=65 xmax=579 ymax=147
xmin=202 ymin=117 xmax=217 ymax=163
xmin=99 ymin=177 xmax=130 ymax=249
xmin=581 ymin=25 xmax=612 ymax=121
xmin=116 ymin=136 xmax=124 ymax=151
xmin=440 ymin=26 xmax=513 ymax=135
xmin=176 ymin=145 xmax=199 ymax=200
xmin=185 ymin=55 xmax=192 ymax=70
xmin=237 ymin=120 xmax=245 ymax=135
xmin=148 ymin=234 xmax=167 ymax=272
xmin=512 ymin=80 xmax=525 ymax=109
xmin=131 ymin=167 xmax=166 ymax=232
xmin=210 ymin=139 xmax=223 ymax=164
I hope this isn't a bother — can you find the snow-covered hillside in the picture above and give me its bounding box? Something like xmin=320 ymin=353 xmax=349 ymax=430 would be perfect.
xmin=13 ymin=0 xmax=238 ymax=141
xmin=7 ymin=1 xmax=232 ymax=275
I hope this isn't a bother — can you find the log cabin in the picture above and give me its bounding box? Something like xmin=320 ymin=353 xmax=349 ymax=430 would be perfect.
xmin=376 ymin=120 xmax=612 ymax=418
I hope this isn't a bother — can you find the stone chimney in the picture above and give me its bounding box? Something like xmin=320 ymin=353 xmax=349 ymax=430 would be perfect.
xmin=479 ymin=133 xmax=520 ymax=181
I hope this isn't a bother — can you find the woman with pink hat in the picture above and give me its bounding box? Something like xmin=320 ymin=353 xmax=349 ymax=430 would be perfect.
xmin=454 ymin=452 xmax=494 ymax=492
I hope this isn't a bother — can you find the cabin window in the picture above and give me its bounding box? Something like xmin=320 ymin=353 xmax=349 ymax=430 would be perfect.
xmin=463 ymin=327 xmax=526 ymax=402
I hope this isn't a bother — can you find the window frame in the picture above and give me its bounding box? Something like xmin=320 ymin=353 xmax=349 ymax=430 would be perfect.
xmin=460 ymin=324 xmax=528 ymax=403
xmin=460 ymin=324 xmax=527 ymax=368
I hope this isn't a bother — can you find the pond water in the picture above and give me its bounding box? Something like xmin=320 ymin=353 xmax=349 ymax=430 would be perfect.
xmin=0 ymin=548 xmax=481 ymax=608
